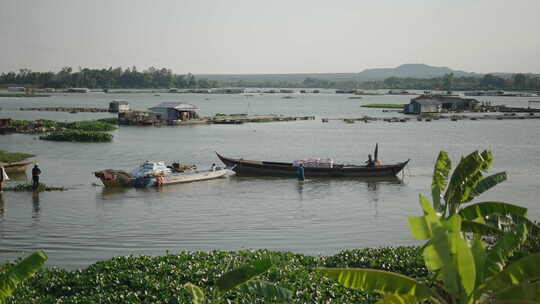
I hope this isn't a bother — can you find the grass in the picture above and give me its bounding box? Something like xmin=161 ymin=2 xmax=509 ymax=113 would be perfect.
xmin=40 ymin=130 xmax=113 ymax=142
xmin=361 ymin=104 xmax=405 ymax=109
xmin=0 ymin=150 xmax=34 ymax=163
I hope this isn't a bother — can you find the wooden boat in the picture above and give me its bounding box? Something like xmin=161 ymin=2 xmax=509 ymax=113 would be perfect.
xmin=0 ymin=161 xmax=33 ymax=173
xmin=94 ymin=169 xmax=134 ymax=187
xmin=216 ymin=153 xmax=409 ymax=178
xmin=133 ymin=167 xmax=230 ymax=188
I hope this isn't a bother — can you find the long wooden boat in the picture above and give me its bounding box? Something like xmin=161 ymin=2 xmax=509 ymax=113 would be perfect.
xmin=0 ymin=160 xmax=33 ymax=173
xmin=216 ymin=153 xmax=409 ymax=178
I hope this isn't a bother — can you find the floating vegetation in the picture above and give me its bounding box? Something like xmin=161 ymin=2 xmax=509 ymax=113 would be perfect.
xmin=0 ymin=93 xmax=49 ymax=97
xmin=4 ymin=183 xmax=65 ymax=192
xmin=40 ymin=130 xmax=113 ymax=142
xmin=361 ymin=104 xmax=405 ymax=109
xmin=96 ymin=117 xmax=119 ymax=125
xmin=0 ymin=150 xmax=34 ymax=163
xmin=5 ymin=247 xmax=425 ymax=303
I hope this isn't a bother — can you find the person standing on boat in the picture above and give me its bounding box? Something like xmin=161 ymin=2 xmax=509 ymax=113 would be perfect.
xmin=0 ymin=166 xmax=9 ymax=193
xmin=297 ymin=163 xmax=305 ymax=181
xmin=211 ymin=163 xmax=216 ymax=172
xmin=32 ymin=164 xmax=42 ymax=191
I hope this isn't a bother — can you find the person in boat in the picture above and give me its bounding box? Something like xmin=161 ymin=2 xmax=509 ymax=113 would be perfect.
xmin=32 ymin=164 xmax=42 ymax=191
xmin=0 ymin=166 xmax=9 ymax=193
xmin=211 ymin=163 xmax=216 ymax=172
xmin=366 ymin=154 xmax=375 ymax=167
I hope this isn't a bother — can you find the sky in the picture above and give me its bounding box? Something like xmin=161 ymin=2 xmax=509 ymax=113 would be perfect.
xmin=1 ymin=0 xmax=540 ymax=74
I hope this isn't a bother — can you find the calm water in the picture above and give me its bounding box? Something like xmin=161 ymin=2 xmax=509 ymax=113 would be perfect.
xmin=1 ymin=92 xmax=539 ymax=269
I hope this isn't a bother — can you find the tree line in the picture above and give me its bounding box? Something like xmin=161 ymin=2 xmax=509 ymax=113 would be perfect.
xmin=0 ymin=67 xmax=218 ymax=89
xmin=2 ymin=67 xmax=540 ymax=91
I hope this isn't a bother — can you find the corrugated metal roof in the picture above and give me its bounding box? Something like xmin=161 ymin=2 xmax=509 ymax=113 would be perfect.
xmin=150 ymin=102 xmax=199 ymax=110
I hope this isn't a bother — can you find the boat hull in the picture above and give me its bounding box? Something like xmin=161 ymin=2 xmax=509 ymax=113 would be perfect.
xmin=0 ymin=161 xmax=33 ymax=173
xmin=216 ymin=153 xmax=408 ymax=178
xmin=134 ymin=169 xmax=229 ymax=188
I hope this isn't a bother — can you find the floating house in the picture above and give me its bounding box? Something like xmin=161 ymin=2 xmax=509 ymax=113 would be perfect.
xmin=149 ymin=102 xmax=200 ymax=121
xmin=109 ymin=100 xmax=130 ymax=113
xmin=404 ymin=95 xmax=479 ymax=114
xmin=118 ymin=111 xmax=160 ymax=125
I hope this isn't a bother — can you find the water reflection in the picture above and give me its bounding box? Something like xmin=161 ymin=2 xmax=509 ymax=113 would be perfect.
xmin=32 ymin=191 xmax=40 ymax=218
xmin=0 ymin=194 xmax=4 ymax=217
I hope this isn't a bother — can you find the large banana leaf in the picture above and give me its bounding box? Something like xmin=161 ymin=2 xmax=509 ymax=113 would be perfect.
xmin=484 ymin=224 xmax=528 ymax=278
xmin=494 ymin=281 xmax=540 ymax=302
xmin=237 ymin=280 xmax=292 ymax=303
xmin=423 ymin=215 xmax=476 ymax=296
xmin=431 ymin=151 xmax=451 ymax=213
xmin=480 ymin=253 xmax=540 ymax=294
xmin=469 ymin=172 xmax=507 ymax=201
xmin=184 ymin=283 xmax=205 ymax=304
xmin=461 ymin=220 xmax=502 ymax=236
xmin=408 ymin=195 xmax=441 ymax=241
xmin=215 ymin=258 xmax=272 ymax=293
xmin=317 ymin=268 xmax=434 ymax=300
xmin=458 ymin=202 xmax=527 ymax=221
xmin=470 ymin=237 xmax=487 ymax=289
xmin=376 ymin=293 xmax=419 ymax=304
xmin=444 ymin=151 xmax=491 ymax=213
xmin=0 ymin=250 xmax=47 ymax=303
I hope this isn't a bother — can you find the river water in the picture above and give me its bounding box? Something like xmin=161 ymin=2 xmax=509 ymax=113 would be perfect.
xmin=1 ymin=91 xmax=539 ymax=269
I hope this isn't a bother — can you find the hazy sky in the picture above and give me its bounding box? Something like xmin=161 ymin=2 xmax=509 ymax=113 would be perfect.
xmin=1 ymin=0 xmax=539 ymax=74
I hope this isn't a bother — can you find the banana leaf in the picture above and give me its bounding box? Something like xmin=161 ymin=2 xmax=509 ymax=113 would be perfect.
xmin=480 ymin=253 xmax=540 ymax=294
xmin=317 ymin=268 xmax=434 ymax=300
xmin=469 ymin=172 xmax=507 ymax=201
xmin=484 ymin=224 xmax=528 ymax=278
xmin=237 ymin=280 xmax=292 ymax=303
xmin=0 ymin=250 xmax=47 ymax=303
xmin=459 ymin=202 xmax=527 ymax=221
xmin=494 ymin=281 xmax=540 ymax=302
xmin=216 ymin=258 xmax=272 ymax=293
xmin=376 ymin=293 xmax=419 ymax=304
xmin=461 ymin=220 xmax=503 ymax=236
xmin=444 ymin=151 xmax=491 ymax=213
xmin=431 ymin=151 xmax=451 ymax=213
xmin=184 ymin=283 xmax=205 ymax=304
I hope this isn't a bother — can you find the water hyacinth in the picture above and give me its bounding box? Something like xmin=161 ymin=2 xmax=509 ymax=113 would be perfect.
xmin=40 ymin=130 xmax=113 ymax=142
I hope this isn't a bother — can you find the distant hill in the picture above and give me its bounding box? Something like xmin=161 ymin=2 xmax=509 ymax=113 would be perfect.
xmin=355 ymin=64 xmax=480 ymax=81
xmin=196 ymin=64 xmax=481 ymax=83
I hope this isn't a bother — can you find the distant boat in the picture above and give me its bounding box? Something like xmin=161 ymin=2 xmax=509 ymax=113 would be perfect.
xmin=1 ymin=160 xmax=33 ymax=173
xmin=216 ymin=152 xmax=409 ymax=178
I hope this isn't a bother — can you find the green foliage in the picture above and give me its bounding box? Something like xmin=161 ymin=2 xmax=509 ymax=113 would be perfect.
xmin=5 ymin=248 xmax=428 ymax=303
xmin=215 ymin=258 xmax=272 ymax=292
xmin=3 ymin=183 xmax=65 ymax=192
xmin=319 ymin=151 xmax=540 ymax=303
xmin=0 ymin=150 xmax=34 ymax=163
xmin=40 ymin=130 xmax=113 ymax=142
xmin=11 ymin=119 xmax=117 ymax=132
xmin=0 ymin=251 xmax=47 ymax=304
xmin=97 ymin=118 xmax=119 ymax=125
